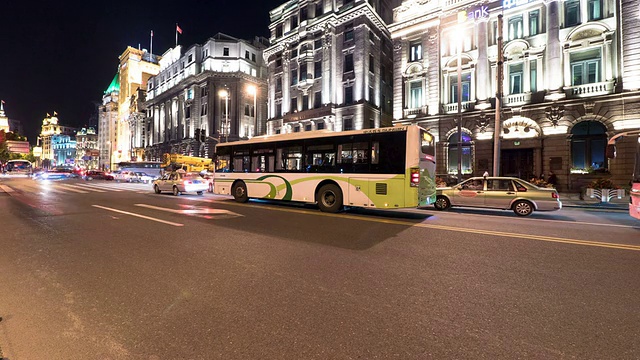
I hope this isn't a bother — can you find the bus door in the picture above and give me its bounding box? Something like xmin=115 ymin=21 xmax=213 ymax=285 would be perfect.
xmin=418 ymin=130 xmax=436 ymax=206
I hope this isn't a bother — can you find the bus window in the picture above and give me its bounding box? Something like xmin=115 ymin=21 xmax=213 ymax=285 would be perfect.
xmin=371 ymin=142 xmax=379 ymax=165
xmin=305 ymin=144 xmax=334 ymax=173
xmin=277 ymin=146 xmax=302 ymax=171
xmin=421 ymin=130 xmax=435 ymax=156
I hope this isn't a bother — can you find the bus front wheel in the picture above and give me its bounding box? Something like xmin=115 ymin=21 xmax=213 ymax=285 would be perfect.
xmin=232 ymin=181 xmax=249 ymax=203
xmin=317 ymin=184 xmax=343 ymax=213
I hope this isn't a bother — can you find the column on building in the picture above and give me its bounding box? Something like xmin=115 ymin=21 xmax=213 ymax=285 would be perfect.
xmin=545 ymin=0 xmax=562 ymax=92
xmin=476 ymin=18 xmax=489 ymax=104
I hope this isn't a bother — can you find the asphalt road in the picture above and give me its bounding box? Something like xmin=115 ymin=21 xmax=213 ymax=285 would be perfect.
xmin=0 ymin=176 xmax=639 ymax=359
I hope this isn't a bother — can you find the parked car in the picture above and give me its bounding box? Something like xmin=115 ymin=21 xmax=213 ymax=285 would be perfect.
xmin=83 ymin=170 xmax=114 ymax=181
xmin=153 ymin=171 xmax=208 ymax=196
xmin=434 ymin=176 xmax=562 ymax=216
xmin=133 ymin=172 xmax=155 ymax=183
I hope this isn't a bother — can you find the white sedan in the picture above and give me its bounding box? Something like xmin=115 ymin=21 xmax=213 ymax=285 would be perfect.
xmin=153 ymin=171 xmax=208 ymax=196
xmin=134 ymin=172 xmax=156 ymax=183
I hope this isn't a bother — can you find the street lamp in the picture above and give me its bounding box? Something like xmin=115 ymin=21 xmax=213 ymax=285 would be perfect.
xmin=219 ymin=89 xmax=230 ymax=142
xmin=247 ymin=85 xmax=257 ymax=137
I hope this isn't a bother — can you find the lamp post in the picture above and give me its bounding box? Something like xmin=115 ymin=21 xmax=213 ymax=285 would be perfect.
xmin=219 ymin=89 xmax=230 ymax=142
xmin=247 ymin=85 xmax=257 ymax=137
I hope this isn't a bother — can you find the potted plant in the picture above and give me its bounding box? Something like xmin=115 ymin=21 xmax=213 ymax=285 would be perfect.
xmin=585 ymin=178 xmax=624 ymax=203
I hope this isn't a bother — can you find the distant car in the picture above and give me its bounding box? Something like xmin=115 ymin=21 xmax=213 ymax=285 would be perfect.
xmin=114 ymin=171 xmax=137 ymax=182
xmin=83 ymin=170 xmax=114 ymax=181
xmin=434 ymin=176 xmax=562 ymax=216
xmin=33 ymin=168 xmax=74 ymax=181
xmin=153 ymin=171 xmax=208 ymax=196
xmin=201 ymin=172 xmax=215 ymax=193
xmin=133 ymin=172 xmax=155 ymax=184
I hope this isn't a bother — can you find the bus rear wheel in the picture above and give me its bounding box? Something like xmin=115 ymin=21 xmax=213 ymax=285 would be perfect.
xmin=317 ymin=184 xmax=343 ymax=213
xmin=232 ymin=181 xmax=249 ymax=203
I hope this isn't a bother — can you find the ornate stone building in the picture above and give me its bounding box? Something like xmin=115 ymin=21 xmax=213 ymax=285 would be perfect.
xmin=143 ymin=33 xmax=268 ymax=160
xmin=264 ymin=0 xmax=397 ymax=134
xmin=98 ymin=74 xmax=120 ymax=170
xmin=38 ymin=114 xmax=76 ymax=168
xmin=391 ymin=0 xmax=640 ymax=191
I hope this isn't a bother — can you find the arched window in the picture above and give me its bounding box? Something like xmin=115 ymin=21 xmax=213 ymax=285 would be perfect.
xmin=448 ymin=132 xmax=473 ymax=175
xmin=571 ymin=121 xmax=607 ymax=171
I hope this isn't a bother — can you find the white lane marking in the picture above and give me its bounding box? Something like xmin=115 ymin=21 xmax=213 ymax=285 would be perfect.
xmin=62 ymin=183 xmax=107 ymax=192
xmin=55 ymin=184 xmax=90 ymax=193
xmin=92 ymin=205 xmax=184 ymax=227
xmin=0 ymin=184 xmax=14 ymax=193
xmin=134 ymin=203 xmax=243 ymax=217
xmin=78 ymin=183 xmax=124 ymax=192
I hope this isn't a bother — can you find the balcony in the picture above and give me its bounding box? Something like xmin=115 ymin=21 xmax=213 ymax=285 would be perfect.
xmin=565 ymin=80 xmax=615 ymax=98
xmin=444 ymin=101 xmax=474 ymax=114
xmin=403 ymin=106 xmax=428 ymax=119
xmin=504 ymin=93 xmax=532 ymax=107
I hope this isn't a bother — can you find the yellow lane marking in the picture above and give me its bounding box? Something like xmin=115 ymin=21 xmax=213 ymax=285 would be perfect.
xmin=198 ymin=198 xmax=640 ymax=252
xmin=92 ymin=205 xmax=184 ymax=227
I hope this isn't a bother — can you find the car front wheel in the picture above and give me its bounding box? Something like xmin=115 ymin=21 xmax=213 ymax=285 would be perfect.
xmin=513 ymin=200 xmax=534 ymax=216
xmin=173 ymin=186 xmax=181 ymax=196
xmin=154 ymin=185 xmax=161 ymax=194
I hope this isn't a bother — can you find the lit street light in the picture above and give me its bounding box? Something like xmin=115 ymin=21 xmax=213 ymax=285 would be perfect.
xmin=219 ymin=89 xmax=230 ymax=142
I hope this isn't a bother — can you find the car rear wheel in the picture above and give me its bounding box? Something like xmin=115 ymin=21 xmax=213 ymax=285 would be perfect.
xmin=197 ymin=191 xmax=203 ymax=196
xmin=173 ymin=186 xmax=181 ymax=196
xmin=232 ymin=181 xmax=248 ymax=203
xmin=154 ymin=185 xmax=161 ymax=194
xmin=513 ymin=200 xmax=533 ymax=216
xmin=317 ymin=184 xmax=343 ymax=213
xmin=434 ymin=196 xmax=451 ymax=211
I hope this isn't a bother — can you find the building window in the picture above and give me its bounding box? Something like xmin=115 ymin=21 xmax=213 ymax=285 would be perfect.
xmin=276 ymin=58 xmax=282 ymax=67
xmin=492 ymin=20 xmax=498 ymax=45
xmin=300 ymin=63 xmax=308 ymax=81
xmin=508 ymin=15 xmax=523 ymax=40
xmin=369 ymin=54 xmax=374 ymax=73
xmin=300 ymin=6 xmax=308 ymax=21
xmin=276 ymin=25 xmax=283 ymax=38
xmin=409 ymin=81 xmax=422 ymax=108
xmin=314 ymin=38 xmax=323 ymax=49
xmin=245 ymin=104 xmax=251 ymax=116
xmin=252 ymin=53 xmax=256 ymax=62
xmin=291 ymin=97 xmax=298 ymax=113
xmin=450 ymin=75 xmax=471 ymax=103
xmin=344 ymin=86 xmax=354 ymax=104
xmin=571 ymin=49 xmax=601 ymax=85
xmin=343 ymin=118 xmax=354 ymax=131
xmin=571 ymin=121 xmax=607 ymax=171
xmin=291 ymin=69 xmax=298 ymax=86
xmin=302 ymin=95 xmax=309 ymax=110
xmin=314 ymin=91 xmax=322 ymax=108
xmin=276 ymin=103 xmax=282 ymax=116
xmin=294 ymin=125 xmax=301 ymax=132
xmin=344 ymin=54 xmax=354 ymax=73
xmin=188 ymin=54 xmax=193 ymax=63
xmin=447 ymin=132 xmax=473 ymax=175
xmin=565 ymin=0 xmax=580 ymax=27
xmin=291 ymin=15 xmax=299 ymax=29
xmin=369 ymin=30 xmax=375 ymax=43
xmin=245 ymin=50 xmax=250 ymax=59
xmin=409 ymin=41 xmax=422 ymax=62
xmin=344 ymin=23 xmax=354 ymax=42
xmin=588 ymin=0 xmax=603 ymax=20
xmin=530 ymin=60 xmax=537 ymax=92
xmin=201 ymin=103 xmax=208 ymax=116
xmin=509 ymin=63 xmax=523 ymax=94
xmin=223 ymin=47 xmax=229 ymax=56
xmin=314 ymin=60 xmax=322 ymax=78
xmin=276 ymin=77 xmax=282 ymax=92
xmin=529 ymin=10 xmax=539 ymax=36
xmin=317 ymin=122 xmax=325 ymax=130
xmin=316 ymin=1 xmax=323 ymax=17
xmin=369 ymin=86 xmax=374 ymax=103
xmin=305 ymin=124 xmax=312 ymax=131
xmin=291 ymin=48 xmax=298 ymax=58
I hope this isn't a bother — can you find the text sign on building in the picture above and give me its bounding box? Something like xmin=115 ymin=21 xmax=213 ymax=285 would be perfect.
xmin=503 ymin=0 xmax=534 ymax=9
xmin=6 ymin=140 xmax=30 ymax=154
xmin=458 ymin=5 xmax=490 ymax=23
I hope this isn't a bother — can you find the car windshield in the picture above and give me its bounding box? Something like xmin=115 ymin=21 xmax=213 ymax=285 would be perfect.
xmin=182 ymin=173 xmax=202 ymax=179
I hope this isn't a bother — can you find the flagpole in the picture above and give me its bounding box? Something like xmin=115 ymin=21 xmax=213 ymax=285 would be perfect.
xmin=150 ymin=30 xmax=154 ymax=56
xmin=175 ymin=23 xmax=178 ymax=47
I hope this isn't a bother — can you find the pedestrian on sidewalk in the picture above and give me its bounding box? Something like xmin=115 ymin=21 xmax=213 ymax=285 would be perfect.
xmin=547 ymin=171 xmax=558 ymax=187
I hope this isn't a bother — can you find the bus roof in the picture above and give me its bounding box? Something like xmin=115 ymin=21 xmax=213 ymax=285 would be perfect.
xmin=216 ymin=125 xmax=414 ymax=147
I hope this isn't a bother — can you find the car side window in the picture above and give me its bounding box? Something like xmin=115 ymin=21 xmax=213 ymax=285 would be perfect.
xmin=461 ymin=179 xmax=483 ymax=190
xmin=514 ymin=181 xmax=527 ymax=192
xmin=487 ymin=179 xmax=514 ymax=191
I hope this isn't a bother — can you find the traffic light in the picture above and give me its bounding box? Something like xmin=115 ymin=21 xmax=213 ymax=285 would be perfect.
xmin=195 ymin=128 xmax=201 ymax=142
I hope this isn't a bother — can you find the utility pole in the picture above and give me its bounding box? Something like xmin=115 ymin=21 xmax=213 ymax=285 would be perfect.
xmin=493 ymin=14 xmax=504 ymax=177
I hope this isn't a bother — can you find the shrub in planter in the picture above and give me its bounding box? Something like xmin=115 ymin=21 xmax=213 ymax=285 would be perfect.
xmin=587 ymin=178 xmax=619 ymax=190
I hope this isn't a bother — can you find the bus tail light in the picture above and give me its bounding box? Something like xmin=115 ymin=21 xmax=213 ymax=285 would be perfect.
xmin=410 ymin=168 xmax=420 ymax=187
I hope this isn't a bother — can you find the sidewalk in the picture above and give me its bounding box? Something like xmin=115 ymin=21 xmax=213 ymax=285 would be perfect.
xmin=559 ymin=192 xmax=629 ymax=211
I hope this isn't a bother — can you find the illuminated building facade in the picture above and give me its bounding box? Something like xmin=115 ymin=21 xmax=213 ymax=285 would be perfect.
xmin=144 ymin=33 xmax=268 ymax=160
xmin=38 ymin=114 xmax=76 ymax=168
xmin=76 ymin=127 xmax=98 ymax=169
xmin=116 ymin=47 xmax=160 ymax=163
xmin=52 ymin=135 xmax=77 ymax=167
xmin=264 ymin=0 xmax=396 ymax=134
xmin=98 ymin=74 xmax=119 ymax=170
xmin=391 ymin=0 xmax=640 ymax=190
xmin=0 ymin=102 xmax=9 ymax=133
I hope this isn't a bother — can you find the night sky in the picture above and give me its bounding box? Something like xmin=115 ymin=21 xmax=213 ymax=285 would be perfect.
xmin=0 ymin=0 xmax=284 ymax=144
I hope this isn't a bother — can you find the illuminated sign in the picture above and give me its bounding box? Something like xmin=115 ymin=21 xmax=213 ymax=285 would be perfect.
xmin=503 ymin=0 xmax=534 ymax=9
xmin=458 ymin=6 xmax=490 ymax=23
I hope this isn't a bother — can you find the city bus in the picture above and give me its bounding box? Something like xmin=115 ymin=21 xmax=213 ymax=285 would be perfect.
xmin=4 ymin=159 xmax=32 ymax=175
xmin=606 ymin=130 xmax=640 ymax=220
xmin=213 ymin=125 xmax=436 ymax=213
xmin=116 ymin=161 xmax=162 ymax=177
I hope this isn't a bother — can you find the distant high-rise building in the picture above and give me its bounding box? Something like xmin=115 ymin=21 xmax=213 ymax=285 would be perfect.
xmin=98 ymin=74 xmax=120 ymax=170
xmin=264 ymin=0 xmax=396 ymax=135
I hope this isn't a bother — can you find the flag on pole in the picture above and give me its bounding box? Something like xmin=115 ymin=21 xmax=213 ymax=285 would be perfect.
xmin=1 ymin=100 xmax=4 ymax=104
xmin=176 ymin=24 xmax=183 ymax=34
